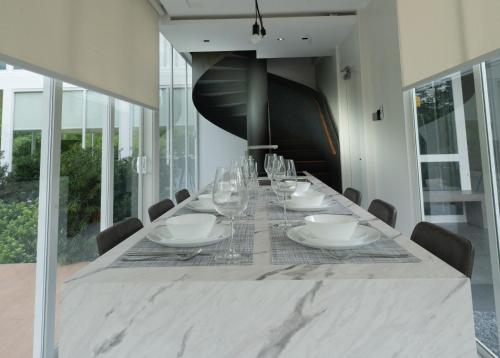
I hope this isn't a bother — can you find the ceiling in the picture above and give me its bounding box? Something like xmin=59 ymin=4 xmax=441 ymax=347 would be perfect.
xmin=159 ymin=0 xmax=369 ymax=58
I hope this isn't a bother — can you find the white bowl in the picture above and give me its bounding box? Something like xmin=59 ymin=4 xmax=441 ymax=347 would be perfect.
xmin=197 ymin=194 xmax=214 ymax=208
xmin=288 ymin=190 xmax=325 ymax=207
xmin=304 ymin=215 xmax=358 ymax=242
xmin=164 ymin=214 xmax=216 ymax=239
xmin=294 ymin=181 xmax=311 ymax=193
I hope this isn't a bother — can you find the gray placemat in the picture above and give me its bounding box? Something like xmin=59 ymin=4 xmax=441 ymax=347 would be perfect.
xmin=270 ymin=224 xmax=420 ymax=265
xmin=109 ymin=222 xmax=255 ymax=268
xmin=266 ymin=201 xmax=353 ymax=221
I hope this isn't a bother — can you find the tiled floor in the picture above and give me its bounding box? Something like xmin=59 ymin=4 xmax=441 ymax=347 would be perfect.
xmin=441 ymin=222 xmax=499 ymax=356
xmin=0 ymin=262 xmax=86 ymax=358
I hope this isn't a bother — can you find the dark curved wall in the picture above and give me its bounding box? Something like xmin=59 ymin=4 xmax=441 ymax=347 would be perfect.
xmin=268 ymin=74 xmax=342 ymax=191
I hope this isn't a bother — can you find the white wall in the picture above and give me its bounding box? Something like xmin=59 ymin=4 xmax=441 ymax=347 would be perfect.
xmin=356 ymin=0 xmax=419 ymax=235
xmin=336 ymin=27 xmax=369 ymax=206
xmin=198 ymin=115 xmax=247 ymax=187
xmin=267 ymin=58 xmax=317 ymax=89
xmin=397 ymin=0 xmax=500 ymax=87
xmin=315 ymin=55 xmax=340 ymax=126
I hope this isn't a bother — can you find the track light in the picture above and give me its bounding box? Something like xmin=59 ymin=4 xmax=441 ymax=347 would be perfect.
xmin=250 ymin=0 xmax=266 ymax=44
xmin=251 ymin=22 xmax=261 ymax=44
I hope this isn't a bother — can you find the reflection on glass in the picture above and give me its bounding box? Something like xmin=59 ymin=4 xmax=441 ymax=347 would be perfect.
xmin=113 ymin=100 xmax=140 ymax=222
xmin=415 ymin=69 xmax=498 ymax=354
xmin=0 ymin=65 xmax=42 ymax=357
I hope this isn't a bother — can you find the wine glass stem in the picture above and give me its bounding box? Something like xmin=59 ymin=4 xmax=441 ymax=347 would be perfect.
xmin=229 ymin=216 xmax=235 ymax=255
xmin=283 ymin=196 xmax=288 ymax=226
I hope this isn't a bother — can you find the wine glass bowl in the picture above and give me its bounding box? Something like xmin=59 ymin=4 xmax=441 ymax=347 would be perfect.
xmin=212 ymin=166 xmax=248 ymax=262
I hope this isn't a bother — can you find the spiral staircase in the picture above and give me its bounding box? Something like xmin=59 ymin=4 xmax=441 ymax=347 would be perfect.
xmin=192 ymin=52 xmax=342 ymax=191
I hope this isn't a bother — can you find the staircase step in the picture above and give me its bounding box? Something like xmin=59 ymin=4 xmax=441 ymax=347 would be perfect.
xmin=197 ymin=78 xmax=245 ymax=85
xmin=197 ymin=90 xmax=246 ymax=97
xmin=195 ymin=92 xmax=246 ymax=106
xmin=200 ymin=69 xmax=247 ymax=82
xmin=204 ymin=103 xmax=246 ymax=118
xmin=195 ymin=81 xmax=247 ymax=93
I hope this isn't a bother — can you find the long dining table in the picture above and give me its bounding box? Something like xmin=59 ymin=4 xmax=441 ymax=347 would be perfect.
xmin=59 ymin=174 xmax=477 ymax=357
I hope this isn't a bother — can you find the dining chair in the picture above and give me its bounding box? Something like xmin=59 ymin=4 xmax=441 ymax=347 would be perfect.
xmin=96 ymin=217 xmax=143 ymax=256
xmin=175 ymin=189 xmax=191 ymax=204
xmin=148 ymin=198 xmax=175 ymax=222
xmin=343 ymin=187 xmax=362 ymax=205
xmin=411 ymin=222 xmax=474 ymax=278
xmin=368 ymin=199 xmax=397 ymax=228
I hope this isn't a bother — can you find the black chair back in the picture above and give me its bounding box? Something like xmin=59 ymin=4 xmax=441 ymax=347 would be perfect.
xmin=175 ymin=189 xmax=191 ymax=204
xmin=148 ymin=198 xmax=175 ymax=222
xmin=368 ymin=199 xmax=398 ymax=228
xmin=411 ymin=222 xmax=474 ymax=278
xmin=343 ymin=187 xmax=361 ymax=205
xmin=96 ymin=217 xmax=143 ymax=256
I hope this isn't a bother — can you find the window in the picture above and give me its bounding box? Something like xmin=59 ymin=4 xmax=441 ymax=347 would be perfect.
xmin=158 ymin=35 xmax=198 ymax=200
xmin=0 ymin=34 xmax=199 ymax=358
xmin=411 ymin=67 xmax=498 ymax=354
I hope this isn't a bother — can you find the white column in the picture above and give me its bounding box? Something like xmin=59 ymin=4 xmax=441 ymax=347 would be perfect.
xmin=142 ymin=109 xmax=160 ymax=223
xmin=451 ymin=73 xmax=472 ymax=191
xmin=32 ymin=78 xmax=62 ymax=358
xmin=100 ymin=98 xmax=115 ymax=230
xmin=117 ymin=100 xmax=131 ymax=159
xmin=82 ymin=90 xmax=87 ymax=149
xmin=0 ymin=89 xmax=15 ymax=170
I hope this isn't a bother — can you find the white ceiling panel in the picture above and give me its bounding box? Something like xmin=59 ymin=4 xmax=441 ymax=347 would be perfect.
xmin=160 ymin=15 xmax=356 ymax=58
xmin=160 ymin=0 xmax=370 ymax=17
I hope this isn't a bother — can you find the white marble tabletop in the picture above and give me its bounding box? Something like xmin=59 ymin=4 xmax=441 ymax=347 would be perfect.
xmin=60 ymin=174 xmax=477 ymax=358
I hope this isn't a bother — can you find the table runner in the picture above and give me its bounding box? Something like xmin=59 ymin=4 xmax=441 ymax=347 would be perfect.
xmin=109 ymin=222 xmax=255 ymax=268
xmin=269 ymin=224 xmax=420 ymax=265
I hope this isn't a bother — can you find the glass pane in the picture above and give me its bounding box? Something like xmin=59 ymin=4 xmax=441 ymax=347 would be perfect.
xmin=415 ymin=78 xmax=458 ymax=154
xmin=172 ymin=49 xmax=187 ymax=195
xmin=415 ymin=69 xmax=498 ymax=354
xmin=187 ymin=64 xmax=197 ymax=193
xmin=159 ymin=34 xmax=173 ymax=200
xmin=113 ymin=100 xmax=140 ymax=222
xmin=56 ymin=84 xmax=103 ymax=343
xmin=0 ymin=66 xmax=42 ymax=357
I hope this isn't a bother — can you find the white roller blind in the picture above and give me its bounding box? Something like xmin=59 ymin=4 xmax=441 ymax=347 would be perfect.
xmin=0 ymin=0 xmax=159 ymax=109
xmin=397 ymin=0 xmax=500 ymax=88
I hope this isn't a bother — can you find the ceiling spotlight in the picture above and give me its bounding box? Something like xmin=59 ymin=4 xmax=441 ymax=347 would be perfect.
xmin=277 ymin=37 xmax=284 ymax=41
xmin=250 ymin=0 xmax=266 ymax=44
xmin=203 ymin=39 xmax=210 ymax=43
xmin=301 ymin=37 xmax=309 ymax=40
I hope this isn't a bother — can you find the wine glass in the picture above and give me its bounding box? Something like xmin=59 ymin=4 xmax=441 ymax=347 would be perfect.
xmin=273 ymin=159 xmax=297 ymax=227
xmin=212 ymin=166 xmax=249 ymax=262
xmin=264 ymin=153 xmax=277 ymax=179
xmin=270 ymin=155 xmax=284 ymax=198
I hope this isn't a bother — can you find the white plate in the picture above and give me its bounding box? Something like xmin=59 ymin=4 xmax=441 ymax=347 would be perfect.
xmin=286 ymin=225 xmax=381 ymax=249
xmin=186 ymin=200 xmax=217 ymax=213
xmin=285 ymin=201 xmax=332 ymax=212
xmin=148 ymin=223 xmax=230 ymax=248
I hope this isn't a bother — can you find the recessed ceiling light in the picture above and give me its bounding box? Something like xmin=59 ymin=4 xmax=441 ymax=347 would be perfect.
xmin=301 ymin=37 xmax=309 ymax=40
xmin=277 ymin=37 xmax=284 ymax=41
xmin=203 ymin=39 xmax=210 ymax=43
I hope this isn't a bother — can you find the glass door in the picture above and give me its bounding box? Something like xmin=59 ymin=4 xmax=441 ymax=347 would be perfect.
xmin=412 ymin=67 xmax=500 ymax=355
xmin=113 ymin=100 xmax=144 ymax=223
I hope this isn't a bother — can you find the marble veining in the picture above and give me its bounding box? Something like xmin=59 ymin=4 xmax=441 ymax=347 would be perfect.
xmin=59 ymin=174 xmax=477 ymax=358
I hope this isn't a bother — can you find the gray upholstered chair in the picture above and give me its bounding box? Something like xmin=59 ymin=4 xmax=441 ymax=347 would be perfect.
xmin=368 ymin=199 xmax=397 ymax=228
xmin=411 ymin=222 xmax=474 ymax=278
xmin=343 ymin=187 xmax=361 ymax=205
xmin=175 ymin=189 xmax=191 ymax=204
xmin=148 ymin=198 xmax=175 ymax=222
xmin=96 ymin=217 xmax=143 ymax=256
